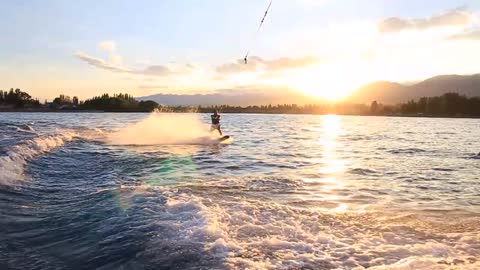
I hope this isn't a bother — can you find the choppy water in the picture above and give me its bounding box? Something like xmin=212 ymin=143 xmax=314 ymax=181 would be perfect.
xmin=1 ymin=112 xmax=479 ymax=270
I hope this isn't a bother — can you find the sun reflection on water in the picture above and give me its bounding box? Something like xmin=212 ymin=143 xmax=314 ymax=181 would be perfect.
xmin=303 ymin=115 xmax=350 ymax=212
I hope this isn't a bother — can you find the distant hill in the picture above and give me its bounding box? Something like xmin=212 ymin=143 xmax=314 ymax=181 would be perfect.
xmin=348 ymin=74 xmax=480 ymax=104
xmin=348 ymin=81 xmax=407 ymax=104
xmin=410 ymin=74 xmax=480 ymax=98
xmin=138 ymin=74 xmax=480 ymax=106
xmin=137 ymin=89 xmax=319 ymax=106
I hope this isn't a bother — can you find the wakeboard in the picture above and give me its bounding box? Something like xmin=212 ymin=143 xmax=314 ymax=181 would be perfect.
xmin=219 ymin=135 xmax=231 ymax=142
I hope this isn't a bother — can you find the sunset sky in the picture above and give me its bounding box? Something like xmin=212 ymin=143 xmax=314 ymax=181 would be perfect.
xmin=1 ymin=0 xmax=480 ymax=101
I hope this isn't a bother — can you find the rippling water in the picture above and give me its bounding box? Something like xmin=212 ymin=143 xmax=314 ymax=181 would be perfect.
xmin=1 ymin=112 xmax=479 ymax=269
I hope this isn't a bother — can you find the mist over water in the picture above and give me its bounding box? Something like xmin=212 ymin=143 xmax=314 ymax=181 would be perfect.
xmin=107 ymin=113 xmax=218 ymax=145
xmin=1 ymin=113 xmax=479 ymax=269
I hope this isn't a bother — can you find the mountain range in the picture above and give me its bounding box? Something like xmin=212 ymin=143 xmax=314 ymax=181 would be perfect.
xmin=137 ymin=86 xmax=316 ymax=106
xmin=349 ymin=74 xmax=480 ymax=104
xmin=138 ymin=74 xmax=480 ymax=106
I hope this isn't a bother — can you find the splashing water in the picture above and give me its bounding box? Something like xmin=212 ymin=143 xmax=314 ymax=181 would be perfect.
xmin=0 ymin=130 xmax=77 ymax=185
xmin=106 ymin=113 xmax=219 ymax=145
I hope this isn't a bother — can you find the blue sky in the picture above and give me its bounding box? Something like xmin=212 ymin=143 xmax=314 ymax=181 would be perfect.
xmin=1 ymin=0 xmax=480 ymax=100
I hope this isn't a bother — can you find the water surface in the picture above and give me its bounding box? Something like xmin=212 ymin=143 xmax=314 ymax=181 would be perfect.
xmin=1 ymin=113 xmax=479 ymax=269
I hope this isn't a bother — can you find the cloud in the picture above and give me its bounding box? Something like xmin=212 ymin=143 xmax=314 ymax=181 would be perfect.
xmin=140 ymin=65 xmax=173 ymax=76
xmin=97 ymin=40 xmax=122 ymax=65
xmin=75 ymin=41 xmax=197 ymax=77
xmin=216 ymin=56 xmax=320 ymax=75
xmin=98 ymin=40 xmax=116 ymax=52
xmin=449 ymin=30 xmax=480 ymax=40
xmin=74 ymin=52 xmax=186 ymax=77
xmin=264 ymin=56 xmax=319 ymax=71
xmin=75 ymin=52 xmax=128 ymax=73
xmin=186 ymin=63 xmax=195 ymax=69
xmin=210 ymin=84 xmax=298 ymax=95
xmin=215 ymin=56 xmax=263 ymax=74
xmin=138 ymin=85 xmax=169 ymax=89
xmin=378 ymin=8 xmax=472 ymax=33
xmin=258 ymin=72 xmax=284 ymax=79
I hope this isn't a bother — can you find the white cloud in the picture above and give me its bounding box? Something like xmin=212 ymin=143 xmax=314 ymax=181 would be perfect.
xmin=138 ymin=85 xmax=169 ymax=89
xmin=75 ymin=52 xmax=128 ymax=73
xmin=216 ymin=56 xmax=321 ymax=75
xmin=75 ymin=41 xmax=196 ymax=77
xmin=74 ymin=52 xmax=178 ymax=77
xmin=98 ymin=40 xmax=116 ymax=52
xmin=378 ymin=8 xmax=473 ymax=33
xmin=264 ymin=56 xmax=320 ymax=71
xmin=216 ymin=57 xmax=263 ymax=74
xmin=97 ymin=40 xmax=122 ymax=65
xmin=449 ymin=30 xmax=480 ymax=40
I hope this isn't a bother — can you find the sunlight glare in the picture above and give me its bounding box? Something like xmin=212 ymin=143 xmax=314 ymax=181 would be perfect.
xmin=289 ymin=61 xmax=373 ymax=101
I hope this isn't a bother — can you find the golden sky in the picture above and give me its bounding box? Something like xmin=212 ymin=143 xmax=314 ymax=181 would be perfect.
xmin=1 ymin=1 xmax=479 ymax=101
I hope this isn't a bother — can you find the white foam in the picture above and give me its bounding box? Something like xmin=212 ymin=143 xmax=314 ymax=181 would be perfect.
xmin=93 ymin=180 xmax=480 ymax=269
xmin=106 ymin=112 xmax=222 ymax=145
xmin=7 ymin=123 xmax=36 ymax=133
xmin=366 ymin=256 xmax=480 ymax=270
xmin=153 ymin=180 xmax=480 ymax=270
xmin=0 ymin=130 xmax=77 ymax=185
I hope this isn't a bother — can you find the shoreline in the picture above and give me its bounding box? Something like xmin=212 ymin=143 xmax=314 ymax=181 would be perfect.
xmin=1 ymin=110 xmax=479 ymax=119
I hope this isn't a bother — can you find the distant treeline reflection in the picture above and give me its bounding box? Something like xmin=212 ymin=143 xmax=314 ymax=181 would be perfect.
xmin=1 ymin=88 xmax=479 ymax=117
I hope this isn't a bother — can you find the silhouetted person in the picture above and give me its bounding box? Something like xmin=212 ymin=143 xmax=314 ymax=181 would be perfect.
xmin=211 ymin=110 xmax=222 ymax=136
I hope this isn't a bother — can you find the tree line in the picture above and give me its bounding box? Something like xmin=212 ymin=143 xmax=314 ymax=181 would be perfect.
xmin=0 ymin=88 xmax=41 ymax=108
xmin=1 ymin=88 xmax=479 ymax=117
xmin=0 ymin=89 xmax=159 ymax=112
xmin=370 ymin=93 xmax=480 ymax=117
xmin=189 ymin=104 xmax=368 ymax=115
xmin=81 ymin=93 xmax=158 ymax=112
xmin=162 ymin=93 xmax=480 ymax=117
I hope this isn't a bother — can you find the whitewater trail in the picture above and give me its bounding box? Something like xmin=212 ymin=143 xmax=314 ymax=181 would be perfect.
xmin=117 ymin=181 xmax=480 ymax=270
xmin=0 ymin=113 xmax=228 ymax=186
xmin=0 ymin=130 xmax=78 ymax=186
xmin=106 ymin=113 xmax=226 ymax=145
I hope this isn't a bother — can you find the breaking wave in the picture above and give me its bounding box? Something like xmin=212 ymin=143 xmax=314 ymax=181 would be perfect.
xmin=7 ymin=123 xmax=36 ymax=133
xmin=124 ymin=179 xmax=480 ymax=270
xmin=0 ymin=130 xmax=77 ymax=185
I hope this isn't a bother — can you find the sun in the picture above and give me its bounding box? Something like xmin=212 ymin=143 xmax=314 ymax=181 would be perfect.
xmin=288 ymin=62 xmax=372 ymax=101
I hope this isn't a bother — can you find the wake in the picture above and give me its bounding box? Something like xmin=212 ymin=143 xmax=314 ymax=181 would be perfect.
xmin=0 ymin=112 xmax=228 ymax=186
xmin=0 ymin=130 xmax=77 ymax=186
xmin=106 ymin=113 xmax=225 ymax=146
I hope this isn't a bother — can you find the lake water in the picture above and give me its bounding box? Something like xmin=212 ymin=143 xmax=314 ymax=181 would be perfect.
xmin=1 ymin=112 xmax=479 ymax=269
